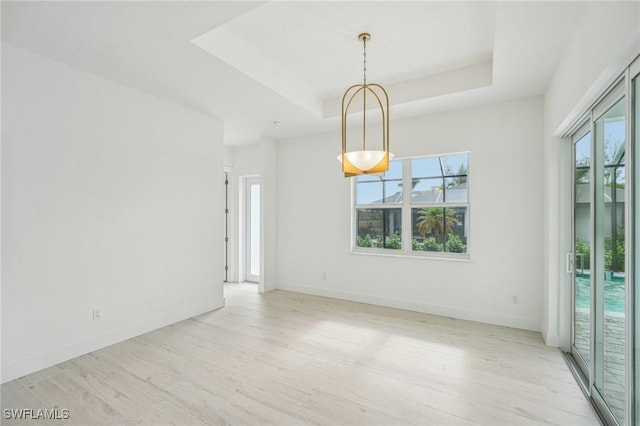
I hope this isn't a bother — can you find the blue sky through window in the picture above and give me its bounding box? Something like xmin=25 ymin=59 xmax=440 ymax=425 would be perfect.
xmin=575 ymin=133 xmax=591 ymax=166
xmin=356 ymin=160 xmax=403 ymax=204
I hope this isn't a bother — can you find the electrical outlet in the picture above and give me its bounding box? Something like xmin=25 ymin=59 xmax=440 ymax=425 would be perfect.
xmin=512 ymin=295 xmax=519 ymax=304
xmin=92 ymin=308 xmax=102 ymax=320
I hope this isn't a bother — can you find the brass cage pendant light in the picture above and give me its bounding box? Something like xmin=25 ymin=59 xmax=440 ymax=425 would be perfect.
xmin=338 ymin=33 xmax=393 ymax=177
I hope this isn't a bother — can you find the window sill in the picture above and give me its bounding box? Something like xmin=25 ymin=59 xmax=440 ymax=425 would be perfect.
xmin=350 ymin=248 xmax=471 ymax=262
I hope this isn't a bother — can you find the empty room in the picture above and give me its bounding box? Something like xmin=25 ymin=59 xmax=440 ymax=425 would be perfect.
xmin=2 ymin=1 xmax=640 ymax=425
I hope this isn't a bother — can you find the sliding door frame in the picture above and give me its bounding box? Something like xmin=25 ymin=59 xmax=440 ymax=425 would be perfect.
xmin=570 ymin=120 xmax=593 ymax=387
xmin=629 ymin=56 xmax=639 ymax=426
xmin=564 ymin=54 xmax=639 ymax=426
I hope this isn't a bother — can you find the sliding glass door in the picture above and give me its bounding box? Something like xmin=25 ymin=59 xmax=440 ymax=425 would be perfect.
xmin=593 ymin=91 xmax=627 ymax=425
xmin=573 ymin=126 xmax=592 ymax=374
xmin=633 ymin=61 xmax=640 ymax=426
xmin=569 ymin=56 xmax=639 ymax=425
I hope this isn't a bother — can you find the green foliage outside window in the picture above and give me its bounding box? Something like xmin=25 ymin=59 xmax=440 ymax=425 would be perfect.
xmin=385 ymin=233 xmax=401 ymax=250
xmin=576 ymin=231 xmax=624 ymax=273
xmin=445 ymin=234 xmax=466 ymax=253
xmin=575 ymin=238 xmax=590 ymax=270
xmin=416 ymin=207 xmax=458 ymax=244
xmin=423 ymin=237 xmax=443 ymax=251
xmin=411 ymin=237 xmax=444 ymax=252
xmin=357 ymin=233 xmax=401 ymax=250
xmin=604 ymin=236 xmax=625 ymax=272
xmin=357 ymin=234 xmax=374 ymax=248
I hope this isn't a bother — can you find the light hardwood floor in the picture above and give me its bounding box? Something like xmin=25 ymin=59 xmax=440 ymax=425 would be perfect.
xmin=1 ymin=283 xmax=599 ymax=425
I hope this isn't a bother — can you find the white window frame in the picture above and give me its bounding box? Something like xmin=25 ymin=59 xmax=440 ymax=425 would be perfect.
xmin=352 ymin=152 xmax=470 ymax=259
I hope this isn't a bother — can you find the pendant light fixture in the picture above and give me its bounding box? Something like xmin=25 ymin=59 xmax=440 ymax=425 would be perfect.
xmin=338 ymin=32 xmax=393 ymax=177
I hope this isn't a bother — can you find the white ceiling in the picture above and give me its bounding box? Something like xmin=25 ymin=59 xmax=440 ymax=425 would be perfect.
xmin=2 ymin=1 xmax=585 ymax=145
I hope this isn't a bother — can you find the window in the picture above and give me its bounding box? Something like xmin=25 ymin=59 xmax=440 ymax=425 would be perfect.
xmin=354 ymin=160 xmax=403 ymax=249
xmin=353 ymin=153 xmax=469 ymax=257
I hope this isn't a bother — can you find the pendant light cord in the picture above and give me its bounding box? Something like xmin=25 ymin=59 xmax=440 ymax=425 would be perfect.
xmin=362 ymin=35 xmax=367 ymax=150
xmin=363 ymin=36 xmax=367 ymax=85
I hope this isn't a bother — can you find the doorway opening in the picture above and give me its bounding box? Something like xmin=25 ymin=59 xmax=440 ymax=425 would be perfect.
xmin=245 ymin=177 xmax=261 ymax=283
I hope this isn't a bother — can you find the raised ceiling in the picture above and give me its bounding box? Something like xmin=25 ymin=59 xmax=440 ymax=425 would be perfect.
xmin=192 ymin=2 xmax=496 ymax=116
xmin=2 ymin=1 xmax=585 ymax=145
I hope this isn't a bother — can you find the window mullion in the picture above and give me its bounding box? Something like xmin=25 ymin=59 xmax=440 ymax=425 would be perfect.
xmin=402 ymin=158 xmax=412 ymax=253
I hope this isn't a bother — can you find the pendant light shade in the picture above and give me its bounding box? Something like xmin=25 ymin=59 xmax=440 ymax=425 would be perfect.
xmin=339 ymin=33 xmax=392 ymax=177
xmin=337 ymin=150 xmax=395 ymax=175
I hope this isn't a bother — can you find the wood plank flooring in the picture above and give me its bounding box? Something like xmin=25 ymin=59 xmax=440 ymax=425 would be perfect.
xmin=1 ymin=283 xmax=599 ymax=425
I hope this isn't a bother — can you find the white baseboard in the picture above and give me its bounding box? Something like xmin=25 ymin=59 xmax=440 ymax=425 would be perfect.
xmin=1 ymin=300 xmax=225 ymax=384
xmin=278 ymin=282 xmax=541 ymax=333
xmin=541 ymin=328 xmax=560 ymax=347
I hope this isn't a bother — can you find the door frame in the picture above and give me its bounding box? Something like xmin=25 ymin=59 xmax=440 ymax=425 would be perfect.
xmin=565 ymin=55 xmax=639 ymax=426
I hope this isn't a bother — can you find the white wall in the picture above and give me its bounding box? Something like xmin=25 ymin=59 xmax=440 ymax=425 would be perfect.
xmin=260 ymin=140 xmax=278 ymax=292
xmin=542 ymin=2 xmax=640 ymax=347
xmin=223 ymin=146 xmax=234 ymax=170
xmin=277 ymin=97 xmax=544 ymax=331
xmin=1 ymin=44 xmax=225 ymax=382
